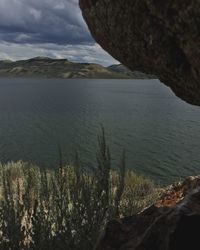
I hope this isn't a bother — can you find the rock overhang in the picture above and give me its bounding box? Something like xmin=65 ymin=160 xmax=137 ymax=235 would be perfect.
xmin=80 ymin=0 xmax=200 ymax=106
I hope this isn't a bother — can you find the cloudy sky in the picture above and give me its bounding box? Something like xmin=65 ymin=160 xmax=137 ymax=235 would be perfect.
xmin=0 ymin=0 xmax=118 ymax=66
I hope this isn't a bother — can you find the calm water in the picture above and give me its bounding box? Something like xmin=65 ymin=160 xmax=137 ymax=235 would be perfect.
xmin=0 ymin=78 xmax=200 ymax=185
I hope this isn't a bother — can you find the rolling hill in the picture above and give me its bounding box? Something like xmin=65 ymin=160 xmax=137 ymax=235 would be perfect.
xmin=0 ymin=57 xmax=155 ymax=79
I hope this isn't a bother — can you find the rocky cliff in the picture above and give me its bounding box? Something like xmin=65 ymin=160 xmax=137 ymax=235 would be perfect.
xmin=80 ymin=0 xmax=200 ymax=105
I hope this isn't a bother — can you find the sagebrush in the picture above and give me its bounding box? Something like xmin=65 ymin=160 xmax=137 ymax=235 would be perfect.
xmin=0 ymin=132 xmax=159 ymax=250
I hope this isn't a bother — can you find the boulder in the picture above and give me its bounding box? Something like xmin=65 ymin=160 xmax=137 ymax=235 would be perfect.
xmin=80 ymin=0 xmax=200 ymax=105
xmin=95 ymin=176 xmax=200 ymax=250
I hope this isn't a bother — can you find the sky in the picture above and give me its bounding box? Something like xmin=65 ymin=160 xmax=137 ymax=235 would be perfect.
xmin=0 ymin=0 xmax=118 ymax=66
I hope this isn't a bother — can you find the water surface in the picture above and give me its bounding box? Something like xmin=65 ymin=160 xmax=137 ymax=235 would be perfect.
xmin=0 ymin=78 xmax=200 ymax=185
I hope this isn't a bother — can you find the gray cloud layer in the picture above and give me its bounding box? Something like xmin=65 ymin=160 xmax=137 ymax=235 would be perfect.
xmin=0 ymin=42 xmax=118 ymax=66
xmin=0 ymin=0 xmax=118 ymax=65
xmin=0 ymin=0 xmax=91 ymax=44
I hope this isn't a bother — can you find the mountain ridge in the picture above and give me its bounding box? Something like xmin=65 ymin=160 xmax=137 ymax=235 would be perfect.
xmin=0 ymin=57 xmax=155 ymax=79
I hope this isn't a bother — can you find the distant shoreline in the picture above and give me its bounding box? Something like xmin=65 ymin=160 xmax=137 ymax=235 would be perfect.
xmin=0 ymin=57 xmax=156 ymax=79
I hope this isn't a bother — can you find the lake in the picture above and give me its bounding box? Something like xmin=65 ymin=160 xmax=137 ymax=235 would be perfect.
xmin=0 ymin=78 xmax=200 ymax=185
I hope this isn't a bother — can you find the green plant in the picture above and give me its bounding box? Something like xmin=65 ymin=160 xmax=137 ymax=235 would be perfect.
xmin=0 ymin=131 xmax=159 ymax=250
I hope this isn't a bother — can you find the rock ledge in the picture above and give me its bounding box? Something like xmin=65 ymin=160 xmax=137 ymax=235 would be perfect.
xmin=95 ymin=176 xmax=200 ymax=250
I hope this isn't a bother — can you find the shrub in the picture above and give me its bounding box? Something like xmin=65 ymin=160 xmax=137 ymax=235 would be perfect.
xmin=0 ymin=131 xmax=159 ymax=250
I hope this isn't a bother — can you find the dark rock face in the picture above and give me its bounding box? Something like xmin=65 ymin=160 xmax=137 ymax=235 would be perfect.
xmin=80 ymin=0 xmax=200 ymax=105
xmin=79 ymin=2 xmax=200 ymax=248
xmin=95 ymin=176 xmax=200 ymax=250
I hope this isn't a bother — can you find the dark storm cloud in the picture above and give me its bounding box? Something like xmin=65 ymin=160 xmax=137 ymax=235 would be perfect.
xmin=0 ymin=0 xmax=93 ymax=45
xmin=0 ymin=0 xmax=118 ymax=65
